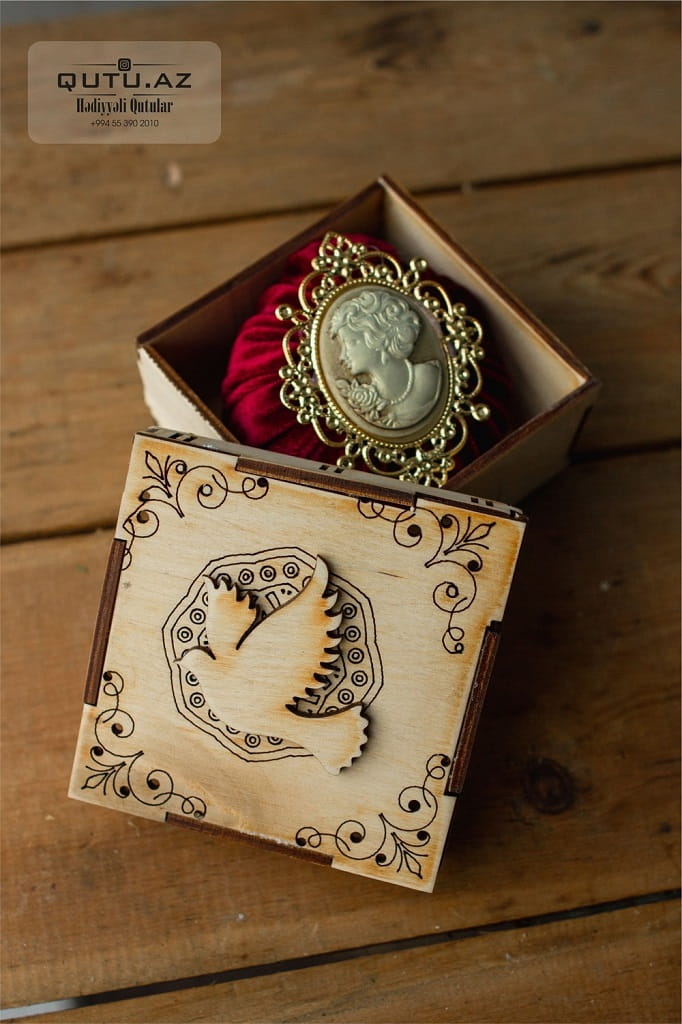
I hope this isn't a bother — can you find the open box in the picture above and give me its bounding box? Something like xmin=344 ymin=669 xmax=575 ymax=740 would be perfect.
xmin=137 ymin=176 xmax=599 ymax=506
xmin=69 ymin=178 xmax=596 ymax=891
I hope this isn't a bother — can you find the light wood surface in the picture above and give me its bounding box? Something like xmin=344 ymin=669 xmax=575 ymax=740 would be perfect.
xmin=1 ymin=2 xmax=679 ymax=1021
xmin=67 ymin=431 xmax=525 ymax=890
xmin=174 ymin=555 xmax=363 ymax=775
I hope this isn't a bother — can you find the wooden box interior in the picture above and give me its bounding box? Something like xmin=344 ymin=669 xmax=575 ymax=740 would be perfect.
xmin=137 ymin=177 xmax=599 ymax=505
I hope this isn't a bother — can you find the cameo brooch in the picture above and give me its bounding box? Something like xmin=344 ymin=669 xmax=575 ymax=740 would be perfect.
xmin=277 ymin=232 xmax=489 ymax=487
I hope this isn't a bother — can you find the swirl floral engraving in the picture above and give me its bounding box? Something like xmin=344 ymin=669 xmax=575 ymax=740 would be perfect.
xmin=295 ymin=754 xmax=451 ymax=880
xmin=81 ymin=670 xmax=207 ymax=818
xmin=121 ymin=449 xmax=269 ymax=569
xmin=358 ymin=499 xmax=496 ymax=653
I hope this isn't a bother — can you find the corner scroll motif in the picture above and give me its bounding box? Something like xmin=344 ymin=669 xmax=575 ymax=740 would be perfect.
xmin=277 ymin=232 xmax=489 ymax=488
xmin=358 ymin=499 xmax=496 ymax=653
xmin=121 ymin=449 xmax=269 ymax=569
xmin=295 ymin=754 xmax=451 ymax=881
xmin=81 ymin=670 xmax=207 ymax=819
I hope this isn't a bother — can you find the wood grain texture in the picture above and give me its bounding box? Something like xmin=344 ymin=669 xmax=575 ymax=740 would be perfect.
xmin=134 ymin=177 xmax=596 ymax=509
xmin=3 ymin=166 xmax=679 ymax=542
xmin=424 ymin=173 xmax=681 ymax=457
xmin=1 ymin=3 xmax=679 ymax=1014
xmin=2 ymin=450 xmax=678 ymax=1007
xmin=173 ymin=557 xmax=364 ymax=775
xmin=24 ymin=900 xmax=680 ymax=1024
xmin=67 ymin=433 xmax=524 ymax=892
xmin=234 ymin=457 xmax=414 ymax=508
xmin=1 ymin=2 xmax=679 ymax=248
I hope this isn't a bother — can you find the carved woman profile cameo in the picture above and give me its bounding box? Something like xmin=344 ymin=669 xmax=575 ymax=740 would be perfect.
xmin=278 ymin=233 xmax=489 ymax=487
xmin=323 ymin=285 xmax=445 ymax=438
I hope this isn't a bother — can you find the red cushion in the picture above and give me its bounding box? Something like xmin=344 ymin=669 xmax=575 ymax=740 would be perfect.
xmin=221 ymin=235 xmax=515 ymax=472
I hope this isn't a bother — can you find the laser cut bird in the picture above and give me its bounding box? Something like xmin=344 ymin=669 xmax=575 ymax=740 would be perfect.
xmin=178 ymin=557 xmax=368 ymax=774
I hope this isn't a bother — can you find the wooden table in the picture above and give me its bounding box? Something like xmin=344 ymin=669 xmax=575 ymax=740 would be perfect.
xmin=2 ymin=3 xmax=679 ymax=1021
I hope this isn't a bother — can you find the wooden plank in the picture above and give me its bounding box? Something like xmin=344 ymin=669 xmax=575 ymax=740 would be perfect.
xmin=0 ymin=206 xmax=310 ymax=542
xmin=3 ymin=166 xmax=679 ymax=541
xmin=1 ymin=450 xmax=678 ymax=1007
xmin=23 ymin=900 xmax=680 ymax=1023
xmin=424 ymin=172 xmax=681 ymax=457
xmin=2 ymin=1 xmax=679 ymax=248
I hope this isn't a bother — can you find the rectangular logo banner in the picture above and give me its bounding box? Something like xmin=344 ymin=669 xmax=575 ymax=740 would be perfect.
xmin=28 ymin=41 xmax=221 ymax=144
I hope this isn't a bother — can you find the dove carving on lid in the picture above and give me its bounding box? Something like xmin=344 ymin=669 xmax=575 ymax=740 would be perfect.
xmin=178 ymin=557 xmax=369 ymax=774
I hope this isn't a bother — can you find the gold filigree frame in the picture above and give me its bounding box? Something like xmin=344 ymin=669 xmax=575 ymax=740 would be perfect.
xmin=277 ymin=233 xmax=489 ymax=487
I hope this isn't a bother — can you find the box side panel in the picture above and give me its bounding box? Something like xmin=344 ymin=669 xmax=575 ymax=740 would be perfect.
xmin=137 ymin=347 xmax=226 ymax=439
xmin=452 ymin=382 xmax=598 ymax=504
xmin=381 ymin=181 xmax=588 ymax=415
xmin=447 ymin=621 xmax=501 ymax=795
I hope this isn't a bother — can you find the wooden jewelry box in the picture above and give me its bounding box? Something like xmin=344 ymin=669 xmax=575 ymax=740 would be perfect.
xmin=69 ymin=428 xmax=525 ymax=892
xmin=69 ymin=178 xmax=595 ymax=891
xmin=136 ymin=176 xmax=599 ymax=506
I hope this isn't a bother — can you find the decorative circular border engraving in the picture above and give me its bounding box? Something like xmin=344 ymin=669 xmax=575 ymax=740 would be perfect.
xmin=162 ymin=547 xmax=383 ymax=762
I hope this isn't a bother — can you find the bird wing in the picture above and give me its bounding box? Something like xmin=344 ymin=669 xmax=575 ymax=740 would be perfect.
xmin=205 ymin=574 xmax=257 ymax=659
xmin=239 ymin=556 xmax=341 ymax=708
xmin=176 ymin=576 xmax=259 ymax=725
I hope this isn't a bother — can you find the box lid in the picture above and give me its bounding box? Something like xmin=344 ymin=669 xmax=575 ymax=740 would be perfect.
xmin=70 ymin=427 xmax=525 ymax=892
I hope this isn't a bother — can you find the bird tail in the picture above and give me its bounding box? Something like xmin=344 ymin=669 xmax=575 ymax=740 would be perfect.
xmin=294 ymin=704 xmax=369 ymax=775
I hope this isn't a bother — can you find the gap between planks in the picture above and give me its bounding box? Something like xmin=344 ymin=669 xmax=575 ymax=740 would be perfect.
xmin=4 ymin=161 xmax=678 ymax=542
xmin=1 ymin=440 xmax=678 ymax=549
xmin=3 ymin=888 xmax=679 ymax=1022
xmin=1 ymin=154 xmax=679 ymax=257
xmin=3 ymin=0 xmax=679 ymax=250
xmin=572 ymin=437 xmax=681 ymax=463
xmin=2 ymin=446 xmax=678 ymax=1010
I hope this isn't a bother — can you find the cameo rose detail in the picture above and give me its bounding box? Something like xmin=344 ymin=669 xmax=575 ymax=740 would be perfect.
xmin=336 ymin=378 xmax=386 ymax=425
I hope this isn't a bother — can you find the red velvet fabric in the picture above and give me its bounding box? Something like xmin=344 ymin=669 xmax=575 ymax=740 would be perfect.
xmin=221 ymin=235 xmax=515 ymax=471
